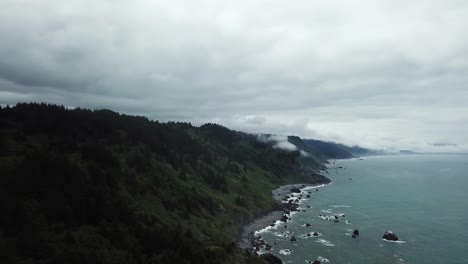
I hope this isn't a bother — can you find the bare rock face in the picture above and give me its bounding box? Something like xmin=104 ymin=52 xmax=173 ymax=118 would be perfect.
xmin=382 ymin=231 xmax=399 ymax=241
xmin=261 ymin=253 xmax=283 ymax=264
xmin=290 ymin=187 xmax=301 ymax=193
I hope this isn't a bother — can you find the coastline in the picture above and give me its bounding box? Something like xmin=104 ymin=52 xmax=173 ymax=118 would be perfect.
xmin=238 ymin=182 xmax=330 ymax=252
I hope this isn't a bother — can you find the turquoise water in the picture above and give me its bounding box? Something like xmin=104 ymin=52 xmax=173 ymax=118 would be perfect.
xmin=257 ymin=154 xmax=468 ymax=264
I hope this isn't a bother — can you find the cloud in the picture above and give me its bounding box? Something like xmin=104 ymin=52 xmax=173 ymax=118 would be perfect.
xmin=257 ymin=134 xmax=298 ymax=151
xmin=1 ymin=0 xmax=468 ymax=152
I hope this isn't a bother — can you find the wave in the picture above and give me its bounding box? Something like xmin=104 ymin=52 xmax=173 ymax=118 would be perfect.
xmin=254 ymin=220 xmax=282 ymax=235
xmin=331 ymin=204 xmax=351 ymax=208
xmin=318 ymin=214 xmax=341 ymax=222
xmin=316 ymin=239 xmax=335 ymax=247
xmin=279 ymin=249 xmax=293 ymax=255
xmin=272 ymin=231 xmax=291 ymax=238
xmin=317 ymin=256 xmax=330 ymax=263
xmin=382 ymin=239 xmax=406 ymax=244
xmin=301 ymin=183 xmax=330 ymax=191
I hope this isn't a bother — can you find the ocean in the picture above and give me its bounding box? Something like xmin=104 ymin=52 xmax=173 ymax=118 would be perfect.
xmin=255 ymin=154 xmax=468 ymax=264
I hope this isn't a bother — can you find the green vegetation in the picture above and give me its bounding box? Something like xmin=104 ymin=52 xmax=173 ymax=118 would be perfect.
xmin=0 ymin=103 xmax=332 ymax=264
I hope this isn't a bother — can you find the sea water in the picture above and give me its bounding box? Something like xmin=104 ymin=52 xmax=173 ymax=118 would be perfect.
xmin=256 ymin=154 xmax=468 ymax=264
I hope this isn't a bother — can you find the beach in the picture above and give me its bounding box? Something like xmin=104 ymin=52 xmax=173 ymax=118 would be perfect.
xmin=238 ymin=183 xmax=328 ymax=250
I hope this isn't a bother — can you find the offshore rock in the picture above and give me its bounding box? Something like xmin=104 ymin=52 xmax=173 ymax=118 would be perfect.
xmin=352 ymin=229 xmax=359 ymax=238
xmin=382 ymin=231 xmax=399 ymax=241
xmin=261 ymin=253 xmax=283 ymax=264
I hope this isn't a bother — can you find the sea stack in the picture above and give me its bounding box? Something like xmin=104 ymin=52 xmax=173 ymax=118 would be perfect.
xmin=352 ymin=229 xmax=359 ymax=238
xmin=382 ymin=231 xmax=399 ymax=241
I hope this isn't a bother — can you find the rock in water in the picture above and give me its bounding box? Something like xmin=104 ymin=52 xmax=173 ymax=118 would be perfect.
xmin=312 ymin=261 xmax=321 ymax=264
xmin=290 ymin=187 xmax=301 ymax=193
xmin=261 ymin=253 xmax=283 ymax=264
xmin=290 ymin=236 xmax=297 ymax=242
xmin=305 ymin=223 xmax=311 ymax=227
xmin=382 ymin=231 xmax=399 ymax=241
xmin=312 ymin=232 xmax=319 ymax=237
xmin=352 ymin=229 xmax=359 ymax=238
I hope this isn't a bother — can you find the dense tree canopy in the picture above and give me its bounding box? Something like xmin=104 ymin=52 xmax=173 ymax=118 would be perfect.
xmin=0 ymin=103 xmax=333 ymax=264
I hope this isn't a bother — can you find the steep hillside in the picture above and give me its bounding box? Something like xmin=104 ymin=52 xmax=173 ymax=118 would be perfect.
xmin=0 ymin=103 xmax=330 ymax=264
xmin=301 ymin=139 xmax=355 ymax=159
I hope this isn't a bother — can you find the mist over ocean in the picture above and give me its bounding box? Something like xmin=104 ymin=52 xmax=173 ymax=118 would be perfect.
xmin=256 ymin=154 xmax=468 ymax=264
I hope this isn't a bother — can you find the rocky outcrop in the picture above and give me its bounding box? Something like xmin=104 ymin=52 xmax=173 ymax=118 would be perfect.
xmin=382 ymin=231 xmax=399 ymax=241
xmin=261 ymin=253 xmax=283 ymax=264
xmin=290 ymin=187 xmax=301 ymax=193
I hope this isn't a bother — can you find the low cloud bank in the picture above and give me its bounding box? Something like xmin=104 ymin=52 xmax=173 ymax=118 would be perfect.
xmin=257 ymin=134 xmax=298 ymax=151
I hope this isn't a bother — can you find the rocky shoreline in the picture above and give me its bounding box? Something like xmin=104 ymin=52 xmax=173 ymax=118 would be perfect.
xmin=238 ymin=183 xmax=329 ymax=252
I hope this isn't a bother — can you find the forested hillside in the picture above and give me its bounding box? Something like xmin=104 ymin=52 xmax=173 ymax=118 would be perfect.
xmin=0 ymin=103 xmax=331 ymax=264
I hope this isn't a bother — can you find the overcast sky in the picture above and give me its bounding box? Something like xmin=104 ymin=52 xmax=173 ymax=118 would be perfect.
xmin=1 ymin=0 xmax=468 ymax=152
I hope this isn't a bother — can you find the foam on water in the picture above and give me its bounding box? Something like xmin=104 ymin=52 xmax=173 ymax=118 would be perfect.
xmin=279 ymin=249 xmax=293 ymax=255
xmin=330 ymin=204 xmax=351 ymax=208
xmin=301 ymin=183 xmax=330 ymax=191
xmin=316 ymin=239 xmax=335 ymax=247
xmin=317 ymin=256 xmax=330 ymax=263
xmin=382 ymin=239 xmax=406 ymax=244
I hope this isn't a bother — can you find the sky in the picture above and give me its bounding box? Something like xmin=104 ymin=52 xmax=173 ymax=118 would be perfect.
xmin=1 ymin=0 xmax=468 ymax=152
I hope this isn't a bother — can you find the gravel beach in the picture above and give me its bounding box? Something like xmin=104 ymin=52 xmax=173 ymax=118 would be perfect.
xmin=238 ymin=183 xmax=323 ymax=250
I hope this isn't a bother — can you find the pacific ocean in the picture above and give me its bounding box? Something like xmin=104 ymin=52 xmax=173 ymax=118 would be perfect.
xmin=256 ymin=154 xmax=468 ymax=264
